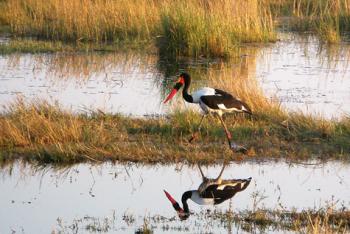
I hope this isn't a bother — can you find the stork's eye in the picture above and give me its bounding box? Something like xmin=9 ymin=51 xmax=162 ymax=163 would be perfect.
xmin=177 ymin=77 xmax=185 ymax=85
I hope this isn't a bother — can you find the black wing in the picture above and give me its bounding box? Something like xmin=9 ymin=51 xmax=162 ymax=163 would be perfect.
xmin=200 ymin=178 xmax=252 ymax=204
xmin=214 ymin=88 xmax=233 ymax=97
xmin=200 ymin=95 xmax=252 ymax=114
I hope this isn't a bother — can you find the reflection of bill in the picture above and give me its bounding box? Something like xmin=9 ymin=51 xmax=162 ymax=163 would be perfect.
xmin=164 ymin=164 xmax=251 ymax=220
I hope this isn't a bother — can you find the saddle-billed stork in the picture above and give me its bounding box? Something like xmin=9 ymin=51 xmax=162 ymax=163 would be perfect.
xmin=163 ymin=72 xmax=252 ymax=152
xmin=164 ymin=164 xmax=251 ymax=220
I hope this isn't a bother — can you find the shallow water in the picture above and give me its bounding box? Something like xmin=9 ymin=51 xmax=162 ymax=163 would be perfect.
xmin=0 ymin=160 xmax=349 ymax=233
xmin=0 ymin=53 xmax=167 ymax=116
xmin=0 ymin=33 xmax=350 ymax=118
xmin=256 ymin=34 xmax=350 ymax=118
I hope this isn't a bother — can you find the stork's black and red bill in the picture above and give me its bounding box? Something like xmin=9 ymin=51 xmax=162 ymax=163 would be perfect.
xmin=163 ymin=190 xmax=184 ymax=213
xmin=163 ymin=89 xmax=178 ymax=104
xmin=163 ymin=77 xmax=185 ymax=103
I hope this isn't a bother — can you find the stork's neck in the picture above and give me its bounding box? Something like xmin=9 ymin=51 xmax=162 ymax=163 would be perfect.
xmin=181 ymin=191 xmax=192 ymax=213
xmin=182 ymin=78 xmax=193 ymax=103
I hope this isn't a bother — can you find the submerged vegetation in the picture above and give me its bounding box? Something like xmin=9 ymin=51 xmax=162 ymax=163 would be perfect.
xmin=53 ymin=207 xmax=350 ymax=233
xmin=202 ymin=207 xmax=350 ymax=233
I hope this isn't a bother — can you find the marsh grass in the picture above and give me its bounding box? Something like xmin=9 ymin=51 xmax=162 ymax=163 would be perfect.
xmin=53 ymin=207 xmax=350 ymax=233
xmin=1 ymin=0 xmax=159 ymax=42
xmin=207 ymin=207 xmax=350 ymax=233
xmin=159 ymin=0 xmax=275 ymax=57
xmin=1 ymin=0 xmax=349 ymax=56
xmin=0 ymin=38 xmax=74 ymax=53
xmin=0 ymin=38 xmax=156 ymax=54
xmin=273 ymin=0 xmax=350 ymax=43
xmin=0 ymin=0 xmax=275 ymax=57
xmin=0 ymin=98 xmax=349 ymax=164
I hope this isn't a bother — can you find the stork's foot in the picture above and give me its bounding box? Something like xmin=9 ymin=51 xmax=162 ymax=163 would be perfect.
xmin=229 ymin=142 xmax=248 ymax=154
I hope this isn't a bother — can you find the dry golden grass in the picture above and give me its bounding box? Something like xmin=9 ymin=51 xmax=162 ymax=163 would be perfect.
xmin=1 ymin=0 xmax=349 ymax=53
xmin=2 ymin=0 xmax=160 ymax=42
xmin=159 ymin=0 xmax=275 ymax=56
xmin=277 ymin=0 xmax=350 ymax=43
xmin=215 ymin=207 xmax=350 ymax=233
xmin=0 ymin=0 xmax=276 ymax=57
xmin=0 ymin=93 xmax=349 ymax=164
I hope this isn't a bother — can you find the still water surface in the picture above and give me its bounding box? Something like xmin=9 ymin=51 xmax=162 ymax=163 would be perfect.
xmin=0 ymin=33 xmax=350 ymax=118
xmin=0 ymin=160 xmax=349 ymax=233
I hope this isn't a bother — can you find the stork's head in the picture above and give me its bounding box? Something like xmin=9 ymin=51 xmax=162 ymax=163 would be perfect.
xmin=163 ymin=72 xmax=190 ymax=103
xmin=163 ymin=190 xmax=190 ymax=220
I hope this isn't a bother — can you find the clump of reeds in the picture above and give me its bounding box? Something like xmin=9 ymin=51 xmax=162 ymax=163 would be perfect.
xmin=1 ymin=0 xmax=276 ymax=57
xmin=281 ymin=0 xmax=350 ymax=43
xmin=2 ymin=0 xmax=160 ymax=42
xmin=159 ymin=0 xmax=275 ymax=57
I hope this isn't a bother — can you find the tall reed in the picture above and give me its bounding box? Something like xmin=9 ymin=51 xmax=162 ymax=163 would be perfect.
xmin=160 ymin=0 xmax=275 ymax=57
xmin=2 ymin=0 xmax=160 ymax=42
xmin=278 ymin=0 xmax=350 ymax=43
xmin=1 ymin=0 xmax=276 ymax=57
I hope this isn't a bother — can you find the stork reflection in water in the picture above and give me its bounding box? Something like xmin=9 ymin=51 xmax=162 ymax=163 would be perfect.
xmin=164 ymin=164 xmax=251 ymax=220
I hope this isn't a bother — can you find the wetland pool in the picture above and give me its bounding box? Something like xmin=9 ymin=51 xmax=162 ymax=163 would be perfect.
xmin=0 ymin=160 xmax=349 ymax=233
xmin=0 ymin=33 xmax=350 ymax=118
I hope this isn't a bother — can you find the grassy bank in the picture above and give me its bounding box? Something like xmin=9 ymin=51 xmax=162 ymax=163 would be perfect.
xmin=0 ymin=0 xmax=275 ymax=57
xmin=0 ymin=38 xmax=156 ymax=54
xmin=0 ymin=100 xmax=349 ymax=164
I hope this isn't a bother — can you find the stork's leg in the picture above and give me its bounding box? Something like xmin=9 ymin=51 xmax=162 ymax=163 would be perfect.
xmin=216 ymin=163 xmax=226 ymax=180
xmin=217 ymin=114 xmax=233 ymax=147
xmin=198 ymin=164 xmax=206 ymax=180
xmin=214 ymin=163 xmax=226 ymax=184
xmin=189 ymin=114 xmax=206 ymax=143
xmin=217 ymin=115 xmax=247 ymax=153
